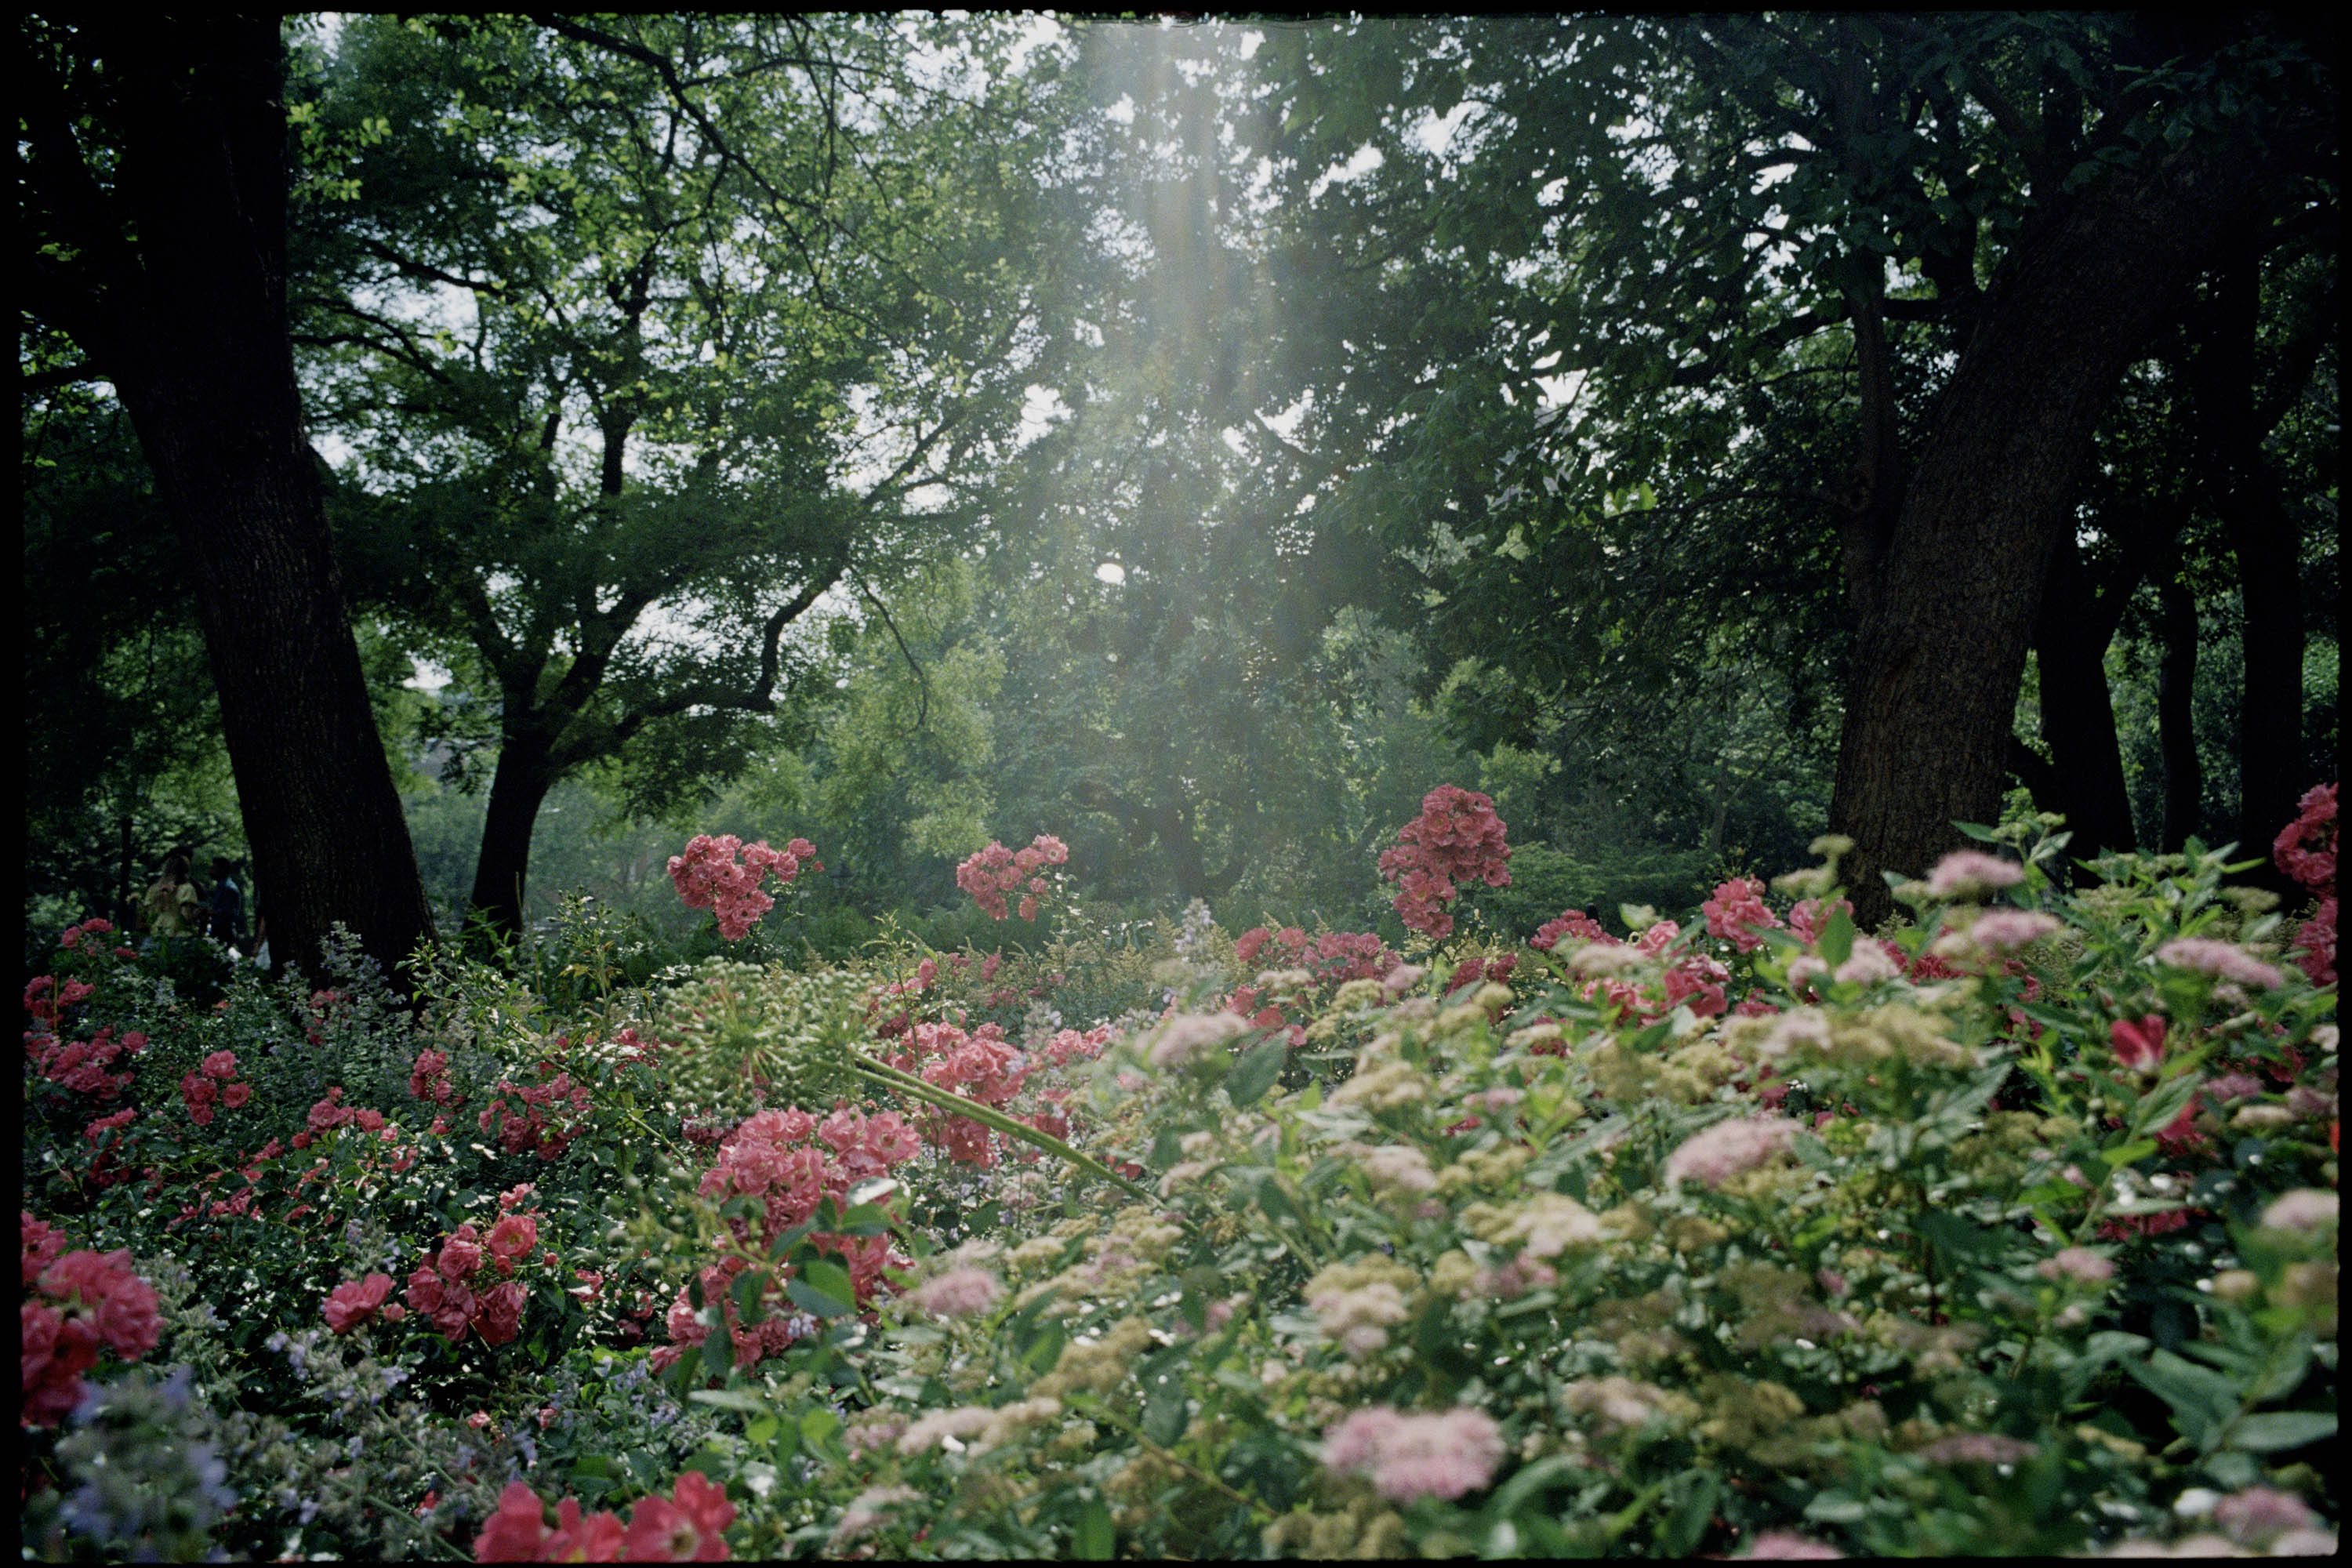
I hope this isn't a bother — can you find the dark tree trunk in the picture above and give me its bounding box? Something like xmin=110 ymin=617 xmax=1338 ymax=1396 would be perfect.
xmin=2156 ymin=578 xmax=2204 ymax=851
xmin=468 ymin=730 xmax=561 ymax=942
xmin=1828 ymin=125 xmax=2288 ymax=927
xmin=24 ymin=19 xmax=435 ymax=989
xmin=2031 ymin=535 xmax=2139 ymax=869
xmin=2193 ymin=251 xmax=2307 ymax=877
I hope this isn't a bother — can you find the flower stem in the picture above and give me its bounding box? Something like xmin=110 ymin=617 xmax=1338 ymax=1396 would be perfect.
xmin=848 ymin=1054 xmax=1163 ymax=1210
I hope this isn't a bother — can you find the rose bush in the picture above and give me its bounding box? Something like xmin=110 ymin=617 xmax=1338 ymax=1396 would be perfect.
xmin=19 ymin=792 xmax=2337 ymax=1559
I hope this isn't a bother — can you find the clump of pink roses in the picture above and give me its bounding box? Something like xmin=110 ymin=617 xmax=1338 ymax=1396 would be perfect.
xmin=473 ymin=1471 xmax=735 ymax=1562
xmin=956 ymin=833 xmax=1070 ymax=921
xmin=652 ymin=1105 xmax=921 ymax=1377
xmin=668 ymin=833 xmax=820 ymax=941
xmin=1378 ymin=786 xmax=1512 ymax=942
xmin=21 ymin=1211 xmax=163 ymax=1427
xmin=178 ymin=1050 xmax=250 ymax=1127
xmin=2274 ymin=781 xmax=2336 ymax=987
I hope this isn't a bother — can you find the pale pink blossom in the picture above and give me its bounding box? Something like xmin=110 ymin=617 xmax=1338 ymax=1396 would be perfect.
xmin=1145 ymin=1011 xmax=1249 ymax=1069
xmin=1323 ymin=1406 xmax=1504 ymax=1504
xmin=2154 ymin=938 xmax=2287 ymax=990
xmin=2259 ymin=1189 xmax=2338 ymax=1233
xmin=1743 ymin=1532 xmax=1846 ymax=1560
xmin=2035 ymin=1247 xmax=2114 ymax=1286
xmin=2212 ymin=1486 xmax=2318 ymax=1548
xmin=906 ymin=1267 xmax=1003 ymax=1319
xmin=1926 ymin=851 xmax=2025 ymax=898
xmin=1833 ymin=943 xmax=1901 ymax=985
xmin=1915 ymin=1432 xmax=2038 ymax=1465
xmin=894 ymin=1405 xmax=994 ymax=1456
xmin=1968 ymin=910 xmax=2061 ymax=952
xmin=1662 ymin=1116 xmax=1800 ymax=1189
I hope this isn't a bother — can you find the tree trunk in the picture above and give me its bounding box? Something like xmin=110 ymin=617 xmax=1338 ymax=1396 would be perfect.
xmin=30 ymin=20 xmax=435 ymax=989
xmin=468 ymin=731 xmax=561 ymax=942
xmin=2032 ymin=535 xmax=2140 ymax=869
xmin=1828 ymin=127 xmax=2284 ymax=927
xmin=2156 ymin=578 xmax=2204 ymax=851
xmin=2194 ymin=251 xmax=2307 ymax=876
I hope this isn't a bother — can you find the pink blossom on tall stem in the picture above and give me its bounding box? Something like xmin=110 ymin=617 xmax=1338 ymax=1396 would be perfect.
xmin=956 ymin=835 xmax=1069 ymax=921
xmin=668 ymin=833 xmax=821 ymax=941
xmin=1379 ymin=786 xmax=1511 ymax=942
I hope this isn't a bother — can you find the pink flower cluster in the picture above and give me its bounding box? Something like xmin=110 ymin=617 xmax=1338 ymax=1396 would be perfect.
xmin=956 ymin=834 xmax=1069 ymax=922
xmin=23 ymin=973 xmax=96 ymax=1031
xmin=294 ymin=1087 xmax=390 ymax=1149
xmin=21 ymin=1213 xmax=162 ymax=1427
xmin=179 ymin=1050 xmax=250 ymax=1127
xmin=474 ymin=1472 xmax=735 ymax=1563
xmin=1662 ymin=1114 xmax=1801 ymax=1189
xmin=1925 ymin=851 xmax=2025 ymax=898
xmin=405 ymin=1211 xmax=543 ymax=1346
xmin=653 ymin=1106 xmax=920 ymax=1375
xmin=1530 ymin=908 xmax=1610 ymax=952
xmin=2274 ymin=782 xmax=2336 ymax=987
xmin=1377 ymin=786 xmax=1512 ymax=942
xmin=56 ymin=916 xmax=118 ymax=952
xmin=668 ymin=834 xmax=820 ymax=942
xmin=881 ymin=1020 xmax=1034 ymax=1166
xmin=2154 ymin=938 xmax=2287 ymax=991
xmin=322 ymin=1272 xmax=405 ymax=1335
xmin=1233 ymin=925 xmax=1399 ymax=983
xmin=480 ymin=1067 xmax=593 ymax=1160
xmin=27 ymin=1022 xmax=143 ymax=1102
xmin=1321 ymin=1404 xmax=1505 ymax=1503
xmin=409 ymin=1047 xmax=459 ymax=1105
xmin=2110 ymin=1016 xmax=2167 ymax=1071
xmin=1703 ymin=877 xmax=1783 ymax=953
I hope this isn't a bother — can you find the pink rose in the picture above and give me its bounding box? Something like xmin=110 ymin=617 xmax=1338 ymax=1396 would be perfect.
xmin=323 ymin=1272 xmax=396 ymax=1335
xmin=473 ymin=1280 xmax=525 ymax=1346
xmin=487 ymin=1213 xmax=538 ymax=1273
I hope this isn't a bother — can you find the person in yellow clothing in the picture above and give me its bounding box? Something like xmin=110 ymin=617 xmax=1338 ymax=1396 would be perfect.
xmin=140 ymin=851 xmax=201 ymax=942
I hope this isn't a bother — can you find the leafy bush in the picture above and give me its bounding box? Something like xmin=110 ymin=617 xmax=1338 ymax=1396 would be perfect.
xmin=19 ymin=792 xmax=2339 ymax=1560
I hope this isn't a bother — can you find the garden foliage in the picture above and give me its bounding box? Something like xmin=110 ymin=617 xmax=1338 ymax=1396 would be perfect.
xmin=19 ymin=786 xmax=2339 ymax=1559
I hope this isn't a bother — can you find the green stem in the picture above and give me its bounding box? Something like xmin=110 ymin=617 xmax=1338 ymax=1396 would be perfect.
xmin=849 ymin=1054 xmax=1164 ymax=1210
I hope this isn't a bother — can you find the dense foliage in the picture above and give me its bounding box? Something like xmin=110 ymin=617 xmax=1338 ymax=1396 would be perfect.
xmin=21 ymin=786 xmax=2336 ymax=1559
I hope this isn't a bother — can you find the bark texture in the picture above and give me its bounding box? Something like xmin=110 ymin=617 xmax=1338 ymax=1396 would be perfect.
xmin=1829 ymin=123 xmax=2291 ymax=926
xmin=24 ymin=19 xmax=436 ymax=987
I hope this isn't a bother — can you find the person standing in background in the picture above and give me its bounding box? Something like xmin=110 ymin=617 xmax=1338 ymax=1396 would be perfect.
xmin=207 ymin=856 xmax=249 ymax=950
xmin=140 ymin=851 xmax=200 ymax=944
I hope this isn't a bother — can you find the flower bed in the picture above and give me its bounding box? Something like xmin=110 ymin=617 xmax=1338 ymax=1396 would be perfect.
xmin=18 ymin=790 xmax=2339 ymax=1559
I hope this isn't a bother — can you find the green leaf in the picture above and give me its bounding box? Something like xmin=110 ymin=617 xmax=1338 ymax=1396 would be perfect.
xmin=2126 ymin=1348 xmax=2240 ymax=1450
xmin=1229 ymin=1033 xmax=1287 ymax=1107
xmin=731 ymin=1267 xmax=768 ymax=1327
xmin=787 ymin=1259 xmax=855 ymax=1319
xmin=688 ymin=1388 xmax=771 ymax=1414
xmin=1074 ymin=1497 xmax=1116 ymax=1560
xmin=1819 ymin=910 xmax=1855 ymax=967
xmin=1955 ymin=821 xmax=2002 ymax=843
xmin=2128 ymin=1074 xmax=2201 ymax=1141
xmin=1142 ymin=1358 xmax=1189 ymax=1446
xmin=1023 ymin=1323 xmax=1067 ymax=1374
xmin=2227 ymin=1411 xmax=2336 ymax=1453
xmin=1664 ymin=1471 xmax=1721 ymax=1556
xmin=700 ymin=1322 xmax=733 ymax=1385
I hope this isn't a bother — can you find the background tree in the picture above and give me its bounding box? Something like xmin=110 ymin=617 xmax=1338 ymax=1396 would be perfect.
xmin=20 ymin=14 xmax=436 ymax=984
xmin=293 ymin=15 xmax=1084 ymax=938
xmin=1243 ymin=14 xmax=2335 ymax=921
